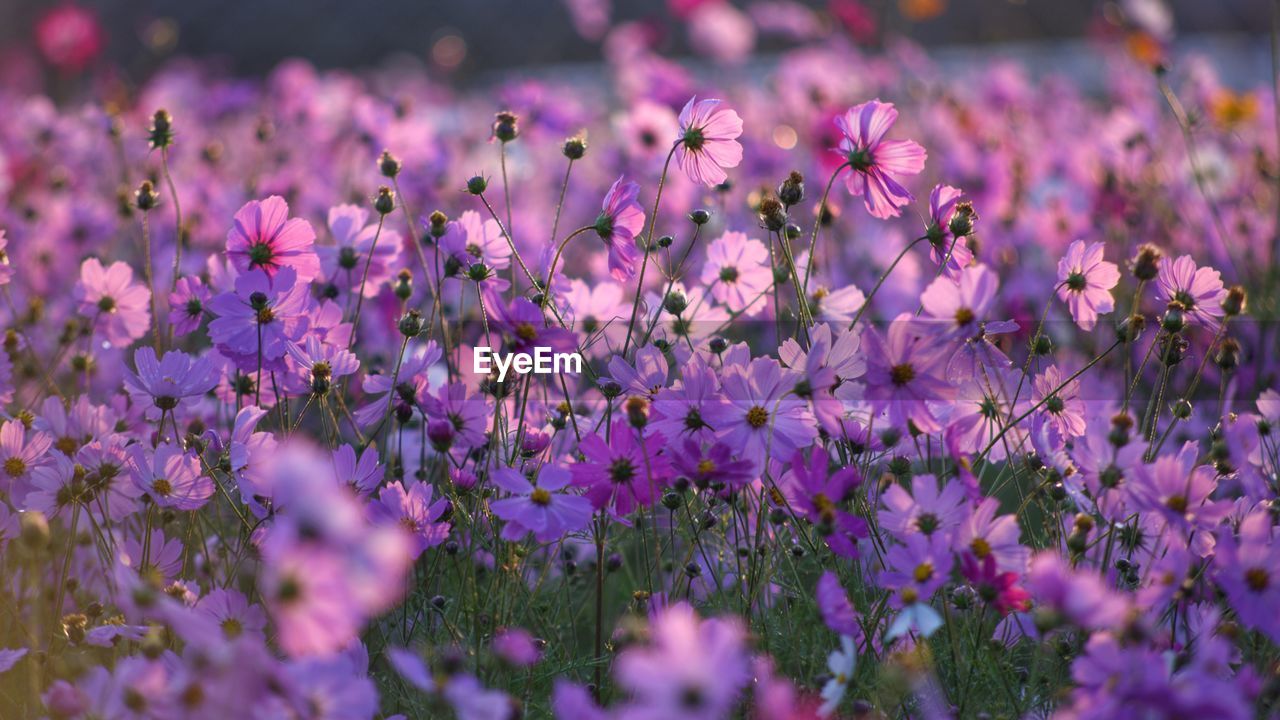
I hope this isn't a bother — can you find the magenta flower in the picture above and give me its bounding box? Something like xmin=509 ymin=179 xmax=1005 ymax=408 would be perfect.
xmin=225 ymin=195 xmax=321 ymax=282
xmin=614 ymin=602 xmax=749 ymax=720
xmin=700 ymin=231 xmax=771 ymax=315
xmin=816 ymin=570 xmax=860 ymax=638
xmin=492 ymin=626 xmax=542 ymax=667
xmin=1025 ymin=552 xmax=1129 ymax=630
xmin=571 ymin=420 xmax=673 ymax=517
xmin=781 ymin=448 xmax=865 ymax=558
xmin=1055 ymin=239 xmax=1120 ymax=331
xmin=73 ymin=257 xmax=151 ymax=347
xmin=594 ymin=176 xmax=646 ymax=281
xmin=127 ymin=443 xmax=212 ymax=511
xmin=167 ymin=276 xmax=210 ymax=337
xmin=669 ymin=439 xmax=757 ymax=492
xmin=834 ymin=100 xmax=927 ymax=219
xmin=1133 ymin=443 xmax=1231 ymax=556
xmin=675 ymin=97 xmax=744 ymax=186
xmin=955 ymin=497 xmax=1029 ymax=573
xmin=490 ymin=464 xmax=592 ymax=543
xmin=1155 ymin=254 xmax=1228 ymax=328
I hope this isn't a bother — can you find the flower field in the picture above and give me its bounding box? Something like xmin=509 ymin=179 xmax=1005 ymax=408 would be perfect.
xmin=0 ymin=1 xmax=1278 ymax=718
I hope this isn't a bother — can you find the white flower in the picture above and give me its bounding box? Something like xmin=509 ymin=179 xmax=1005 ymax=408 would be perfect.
xmin=819 ymin=635 xmax=856 ymax=717
xmin=885 ymin=602 xmax=943 ymax=642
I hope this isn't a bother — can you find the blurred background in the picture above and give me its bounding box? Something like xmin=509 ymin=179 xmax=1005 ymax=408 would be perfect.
xmin=0 ymin=0 xmax=1272 ymax=87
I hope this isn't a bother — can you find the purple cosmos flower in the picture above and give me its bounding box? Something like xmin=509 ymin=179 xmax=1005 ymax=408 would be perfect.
xmin=955 ymin=497 xmax=1029 ymax=573
xmin=128 ymin=442 xmax=212 ymax=510
xmin=491 ymin=295 xmax=579 ymax=357
xmin=167 ymin=275 xmax=211 ymax=337
xmin=608 ymin=344 xmax=668 ymax=398
xmin=226 ymin=195 xmax=321 ymax=282
xmin=669 ymin=438 xmax=757 ymax=492
xmin=1025 ymin=552 xmax=1129 ymax=630
xmin=816 ymin=570 xmax=860 ymax=638
xmin=1155 ymin=254 xmax=1228 ymax=329
xmin=861 ymin=314 xmax=956 ymax=434
xmin=877 ymin=474 xmax=967 ymax=542
xmin=371 ymin=479 xmax=452 ymax=558
xmin=490 ymin=464 xmax=592 ymax=543
xmin=1031 ymin=364 xmax=1086 ymax=441
xmin=0 ymin=419 xmax=51 ymax=496
xmin=195 ymin=588 xmax=267 ymax=641
xmin=492 ymin=626 xmax=542 ymax=667
xmin=781 ymin=448 xmax=865 ymax=558
xmin=73 ymin=257 xmax=151 ymax=347
xmin=123 ymin=347 xmax=219 ymax=414
xmin=332 ymin=444 xmax=383 ymax=497
xmin=834 ymin=100 xmax=927 ymax=219
xmin=420 ymin=380 xmax=492 ymax=452
xmin=353 ymin=342 xmax=440 ymax=428
xmin=714 ymin=357 xmax=817 ymax=469
xmin=614 ymin=602 xmax=750 ymax=720
xmin=1133 ymin=442 xmax=1231 ymax=556
xmin=285 ymin=334 xmax=360 ymax=395
xmin=1214 ymin=507 xmax=1280 ymax=643
xmin=651 ymin=356 xmax=727 ymax=444
xmin=571 ymin=420 xmax=673 ymax=517
xmin=207 ymin=267 xmax=313 ymax=364
xmin=594 ymin=176 xmax=645 ymax=281
xmin=1056 ymin=239 xmax=1120 ymax=331
xmin=675 ymin=97 xmax=744 ymax=187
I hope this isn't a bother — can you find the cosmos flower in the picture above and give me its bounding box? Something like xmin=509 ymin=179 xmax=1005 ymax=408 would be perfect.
xmin=594 ymin=176 xmax=646 ymax=281
xmin=700 ymin=231 xmax=771 ymax=315
xmin=74 ymin=257 xmax=152 ymax=347
xmin=168 ymin=276 xmax=211 ymax=337
xmin=490 ymin=464 xmax=593 ymax=543
xmin=1056 ymin=239 xmax=1120 ymax=331
xmin=571 ymin=420 xmax=673 ymax=517
xmin=123 ymin=347 xmax=219 ymax=413
xmin=834 ymin=100 xmax=927 ymax=219
xmin=128 ymin=442 xmax=212 ymax=510
xmin=675 ymin=97 xmax=744 ymax=186
xmin=861 ymin=315 xmax=956 ymax=434
xmin=1155 ymin=254 xmax=1228 ymax=329
xmin=225 ymin=196 xmax=321 ymax=282
xmin=206 ymin=267 xmax=313 ymax=364
xmin=614 ymin=602 xmax=750 ymax=720
xmin=317 ymin=203 xmax=402 ymax=298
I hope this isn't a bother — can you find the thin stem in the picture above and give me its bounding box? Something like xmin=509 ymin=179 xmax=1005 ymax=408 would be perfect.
xmin=348 ymin=213 xmax=386 ymax=347
xmin=622 ymin=143 xmax=681 ymax=356
xmin=162 ymin=148 xmax=183 ymax=293
xmin=847 ymin=235 xmax=928 ymax=330
xmin=801 ymin=162 xmax=849 ymax=294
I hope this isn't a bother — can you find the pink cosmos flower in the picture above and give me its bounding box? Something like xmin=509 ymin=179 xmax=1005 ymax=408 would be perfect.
xmin=317 ymin=203 xmax=402 ymax=298
xmin=0 ymin=419 xmax=52 ymax=496
xmin=74 ymin=257 xmax=152 ymax=348
xmin=128 ymin=443 xmax=212 ymax=511
xmin=675 ymin=97 xmax=744 ymax=186
xmin=1155 ymin=254 xmax=1228 ymax=329
xmin=594 ymin=176 xmax=646 ymax=281
xmin=194 ymin=588 xmax=267 ymax=641
xmin=878 ymin=474 xmax=967 ymax=542
xmin=1214 ymin=508 xmax=1280 ymax=644
xmin=701 ymin=231 xmax=772 ymax=315
xmin=226 ymin=196 xmax=321 ymax=282
xmin=1031 ymin=364 xmax=1086 ymax=441
xmin=207 ymin=267 xmax=313 ymax=364
xmin=614 ymin=602 xmax=750 ymax=720
xmin=925 ymin=184 xmax=974 ymax=278
xmin=571 ymin=420 xmax=673 ymax=517
xmin=490 ymin=464 xmax=592 ymax=543
xmin=714 ymin=357 xmax=818 ymax=469
xmin=834 ymin=100 xmax=927 ymax=219
xmin=371 ymin=480 xmax=452 ymax=558
xmin=1055 ymin=239 xmax=1120 ymax=331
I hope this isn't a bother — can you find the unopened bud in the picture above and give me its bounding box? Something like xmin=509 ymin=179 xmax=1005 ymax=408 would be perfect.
xmin=148 ymin=109 xmax=174 ymax=149
xmin=1221 ymin=285 xmax=1246 ymax=317
xmin=378 ymin=150 xmax=401 ymax=178
xmin=466 ymin=176 xmax=488 ymax=195
xmin=562 ymin=135 xmax=587 ymax=160
xmin=374 ymin=186 xmax=396 ymax=216
xmin=1132 ymin=244 xmax=1162 ymax=281
xmin=134 ymin=180 xmax=160 ymax=211
xmin=777 ymin=171 xmax=804 ymax=207
xmin=492 ymin=111 xmax=519 ymax=143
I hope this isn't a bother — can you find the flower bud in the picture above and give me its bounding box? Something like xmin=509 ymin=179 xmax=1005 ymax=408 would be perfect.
xmin=1116 ymin=314 xmax=1145 ymax=343
xmin=689 ymin=209 xmax=711 ymax=226
xmin=625 ymin=396 xmax=649 ymax=429
xmin=134 ymin=180 xmax=160 ymax=211
xmin=492 ymin=111 xmax=519 ymax=143
xmin=777 ymin=171 xmax=804 ymax=207
xmin=148 ymin=109 xmax=173 ymax=149
xmin=1161 ymin=303 xmax=1185 ymax=333
xmin=949 ymin=201 xmax=977 ymax=238
xmin=709 ymin=337 xmax=727 ymax=354
xmin=656 ymin=235 xmax=673 ymax=249
xmin=429 ymin=210 xmax=449 ymax=237
xmin=378 ymin=150 xmax=401 ymax=178
xmin=427 ymin=418 xmax=455 ymax=451
xmin=466 ymin=175 xmax=488 ymax=195
xmin=784 ymin=222 xmax=802 ymax=241
xmin=1172 ymin=399 xmax=1192 ymax=419
xmin=562 ymin=134 xmax=587 ymax=159
xmin=759 ymin=197 xmax=787 ymax=232
xmin=1215 ymin=337 xmax=1240 ymax=372
xmin=374 ymin=186 xmax=396 ymax=216
xmin=394 ymin=269 xmax=413 ymax=300
xmin=598 ymin=378 xmax=622 ymax=398
xmin=1221 ymin=285 xmax=1246 ymax=317
xmin=1132 ymin=244 xmax=1162 ymax=281
xmin=662 ymin=290 xmax=688 ymax=316
xmin=399 ymin=309 xmax=425 ymax=338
